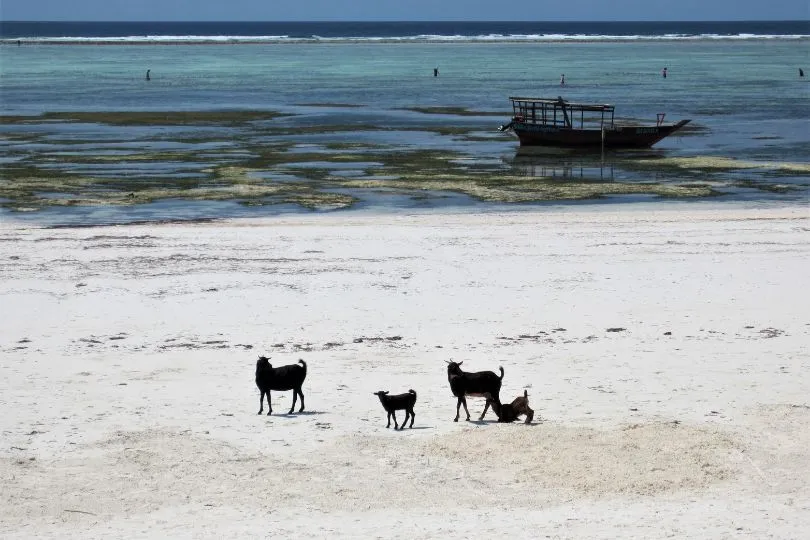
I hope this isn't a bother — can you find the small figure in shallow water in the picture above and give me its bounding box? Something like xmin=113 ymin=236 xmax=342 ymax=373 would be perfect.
xmin=146 ymin=69 xmax=151 ymax=81
xmin=662 ymin=67 xmax=668 ymax=78
xmin=560 ymin=73 xmax=565 ymax=86
xmin=800 ymin=68 xmax=805 ymax=78
xmin=433 ymin=67 xmax=439 ymax=77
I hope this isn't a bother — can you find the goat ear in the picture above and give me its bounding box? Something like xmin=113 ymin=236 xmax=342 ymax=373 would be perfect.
xmin=383 ymin=391 xmax=389 ymax=394
xmin=458 ymin=360 xmax=463 ymax=366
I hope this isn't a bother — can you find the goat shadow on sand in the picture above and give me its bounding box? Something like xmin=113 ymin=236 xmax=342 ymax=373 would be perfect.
xmin=466 ymin=419 xmax=541 ymax=426
xmin=466 ymin=419 xmax=499 ymax=426
xmin=264 ymin=410 xmax=327 ymax=418
xmin=467 ymin=419 xmax=543 ymax=426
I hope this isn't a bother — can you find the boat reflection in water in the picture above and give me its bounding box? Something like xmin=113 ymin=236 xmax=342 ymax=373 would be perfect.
xmin=510 ymin=147 xmax=615 ymax=181
xmin=507 ymin=146 xmax=671 ymax=184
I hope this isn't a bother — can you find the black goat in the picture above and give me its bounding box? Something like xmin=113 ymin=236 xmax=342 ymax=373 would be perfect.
xmin=255 ymin=356 xmax=307 ymax=415
xmin=446 ymin=360 xmax=504 ymax=422
xmin=485 ymin=390 xmax=534 ymax=424
xmin=373 ymin=389 xmax=417 ymax=430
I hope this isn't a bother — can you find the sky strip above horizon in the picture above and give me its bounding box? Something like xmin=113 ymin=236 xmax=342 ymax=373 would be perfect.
xmin=2 ymin=0 xmax=809 ymax=22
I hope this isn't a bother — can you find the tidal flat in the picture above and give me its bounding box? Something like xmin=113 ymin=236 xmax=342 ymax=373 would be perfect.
xmin=1 ymin=109 xmax=807 ymax=221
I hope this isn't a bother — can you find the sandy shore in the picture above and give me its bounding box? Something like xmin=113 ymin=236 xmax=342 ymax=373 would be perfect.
xmin=1 ymin=203 xmax=808 ymax=538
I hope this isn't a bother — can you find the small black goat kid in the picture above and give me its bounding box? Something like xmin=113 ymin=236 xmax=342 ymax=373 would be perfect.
xmin=446 ymin=360 xmax=504 ymax=422
xmin=373 ymin=389 xmax=417 ymax=430
xmin=255 ymin=356 xmax=307 ymax=415
xmin=486 ymin=390 xmax=534 ymax=424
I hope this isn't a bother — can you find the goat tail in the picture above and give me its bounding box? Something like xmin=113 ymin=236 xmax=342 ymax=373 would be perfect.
xmin=524 ymin=389 xmax=528 ymax=398
xmin=298 ymin=359 xmax=307 ymax=373
xmin=408 ymin=389 xmax=417 ymax=398
xmin=498 ymin=366 xmax=505 ymax=380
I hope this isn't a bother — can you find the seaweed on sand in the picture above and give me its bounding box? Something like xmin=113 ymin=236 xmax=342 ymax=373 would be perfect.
xmin=0 ymin=111 xmax=289 ymax=126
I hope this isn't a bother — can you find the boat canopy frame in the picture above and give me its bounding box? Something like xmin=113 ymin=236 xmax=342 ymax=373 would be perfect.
xmin=509 ymin=97 xmax=616 ymax=130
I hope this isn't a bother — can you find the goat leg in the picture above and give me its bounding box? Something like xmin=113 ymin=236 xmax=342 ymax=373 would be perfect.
xmin=289 ymin=389 xmax=298 ymax=415
xmin=258 ymin=391 xmax=265 ymax=415
xmin=392 ymin=411 xmax=400 ymax=430
xmin=525 ymin=407 xmax=534 ymax=424
xmin=297 ymin=389 xmax=305 ymax=413
xmin=386 ymin=411 xmax=392 ymax=428
xmin=461 ymin=397 xmax=471 ymax=421
xmin=479 ymin=399 xmax=492 ymax=421
xmin=409 ymin=409 xmax=415 ymax=428
xmin=454 ymin=398 xmax=462 ymax=422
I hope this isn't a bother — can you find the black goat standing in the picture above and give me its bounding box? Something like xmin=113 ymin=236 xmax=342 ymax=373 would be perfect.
xmin=373 ymin=389 xmax=417 ymax=430
xmin=255 ymin=356 xmax=307 ymax=415
xmin=446 ymin=360 xmax=504 ymax=422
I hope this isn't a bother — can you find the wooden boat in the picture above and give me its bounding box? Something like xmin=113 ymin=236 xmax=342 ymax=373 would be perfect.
xmin=499 ymin=97 xmax=690 ymax=149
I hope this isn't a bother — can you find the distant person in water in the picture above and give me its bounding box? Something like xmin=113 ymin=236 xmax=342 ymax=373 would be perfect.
xmin=146 ymin=69 xmax=151 ymax=81
xmin=434 ymin=67 xmax=439 ymax=77
xmin=560 ymin=74 xmax=565 ymax=86
xmin=801 ymin=68 xmax=805 ymax=78
xmin=662 ymin=67 xmax=668 ymax=79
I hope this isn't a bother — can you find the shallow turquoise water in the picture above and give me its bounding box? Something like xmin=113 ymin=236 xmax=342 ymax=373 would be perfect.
xmin=3 ymin=41 xmax=808 ymax=150
xmin=1 ymin=40 xmax=808 ymax=225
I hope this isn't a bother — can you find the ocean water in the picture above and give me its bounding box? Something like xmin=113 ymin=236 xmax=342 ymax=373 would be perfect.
xmin=1 ymin=21 xmax=808 ymax=224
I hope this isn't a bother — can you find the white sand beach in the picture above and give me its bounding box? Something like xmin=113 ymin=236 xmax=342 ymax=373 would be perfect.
xmin=1 ymin=203 xmax=808 ymax=538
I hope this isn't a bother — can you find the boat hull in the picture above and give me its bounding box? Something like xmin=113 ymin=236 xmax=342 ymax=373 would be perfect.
xmin=511 ymin=120 xmax=690 ymax=148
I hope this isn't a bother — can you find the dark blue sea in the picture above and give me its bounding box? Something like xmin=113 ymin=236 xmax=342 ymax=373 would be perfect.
xmin=1 ymin=20 xmax=808 ymax=42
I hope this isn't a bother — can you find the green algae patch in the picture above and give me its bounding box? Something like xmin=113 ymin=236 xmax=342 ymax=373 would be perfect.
xmin=462 ymin=134 xmax=513 ymax=142
xmin=3 ymin=109 xmax=804 ymax=215
xmin=401 ymin=106 xmax=505 ymax=117
xmin=369 ymin=149 xmax=466 ymax=169
xmin=336 ymin=174 xmax=716 ymax=202
xmin=0 ymin=158 xmax=356 ymax=211
xmin=208 ymin=166 xmax=260 ymax=184
xmin=0 ymin=174 xmax=100 ymax=200
xmin=0 ymin=110 xmax=288 ymax=126
xmin=1 ymin=175 xmax=355 ymax=211
xmin=253 ymin=124 xmax=479 ymax=137
xmin=294 ymin=103 xmax=363 ymax=108
xmin=274 ymin=191 xmax=356 ymax=210
xmin=322 ymin=142 xmax=393 ymax=151
xmin=37 ymin=151 xmax=218 ymax=164
xmin=339 ymin=149 xmax=718 ymax=201
xmin=731 ymin=180 xmax=799 ymax=194
xmin=634 ymin=156 xmax=810 ymax=174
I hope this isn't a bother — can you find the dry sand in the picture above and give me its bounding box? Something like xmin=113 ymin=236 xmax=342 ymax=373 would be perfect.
xmin=1 ymin=203 xmax=808 ymax=538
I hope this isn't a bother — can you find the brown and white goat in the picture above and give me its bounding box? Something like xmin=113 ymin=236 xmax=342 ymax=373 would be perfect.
xmin=486 ymin=390 xmax=534 ymax=424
